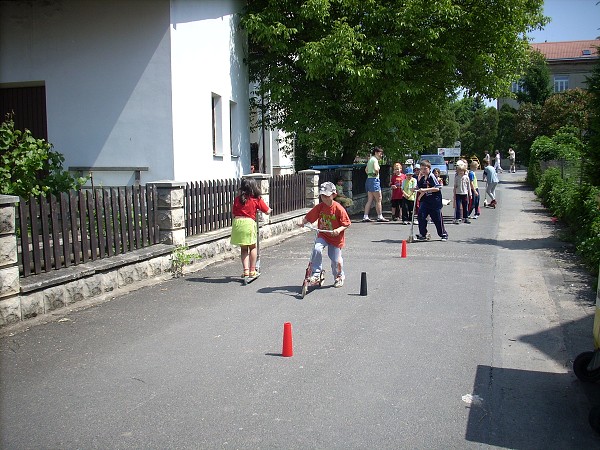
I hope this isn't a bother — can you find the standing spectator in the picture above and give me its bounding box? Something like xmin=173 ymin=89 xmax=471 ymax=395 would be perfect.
xmin=390 ymin=162 xmax=405 ymax=221
xmin=468 ymin=160 xmax=481 ymax=219
xmin=362 ymin=147 xmax=389 ymax=222
xmin=415 ymin=160 xmax=448 ymax=241
xmin=453 ymin=161 xmax=471 ymax=224
xmin=401 ymin=167 xmax=417 ymax=224
xmin=508 ymin=148 xmax=516 ymax=173
xmin=494 ymin=150 xmax=504 ymax=173
xmin=483 ymin=159 xmax=499 ymax=208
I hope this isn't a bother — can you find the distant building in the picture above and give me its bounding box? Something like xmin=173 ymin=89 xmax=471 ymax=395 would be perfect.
xmin=498 ymin=39 xmax=599 ymax=110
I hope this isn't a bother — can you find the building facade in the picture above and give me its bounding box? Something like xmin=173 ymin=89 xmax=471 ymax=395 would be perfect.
xmin=498 ymin=39 xmax=599 ymax=110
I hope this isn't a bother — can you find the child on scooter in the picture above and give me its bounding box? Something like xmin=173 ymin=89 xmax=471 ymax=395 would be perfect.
xmin=230 ymin=178 xmax=271 ymax=278
xmin=298 ymin=182 xmax=351 ymax=287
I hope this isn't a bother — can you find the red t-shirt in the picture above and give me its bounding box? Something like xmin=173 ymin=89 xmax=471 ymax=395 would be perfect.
xmin=232 ymin=196 xmax=270 ymax=218
xmin=304 ymin=201 xmax=351 ymax=248
xmin=391 ymin=173 xmax=405 ymax=200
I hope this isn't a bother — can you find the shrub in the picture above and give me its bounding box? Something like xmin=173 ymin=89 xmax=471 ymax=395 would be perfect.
xmin=0 ymin=114 xmax=85 ymax=197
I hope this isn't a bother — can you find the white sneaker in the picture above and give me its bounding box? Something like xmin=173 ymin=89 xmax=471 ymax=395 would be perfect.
xmin=309 ymin=273 xmax=321 ymax=283
xmin=334 ymin=276 xmax=344 ymax=288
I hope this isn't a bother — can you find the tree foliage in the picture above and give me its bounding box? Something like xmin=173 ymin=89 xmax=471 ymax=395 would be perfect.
xmin=585 ymin=55 xmax=600 ymax=184
xmin=516 ymin=50 xmax=552 ymax=105
xmin=242 ymin=0 xmax=546 ymax=166
xmin=0 ymin=115 xmax=84 ymax=198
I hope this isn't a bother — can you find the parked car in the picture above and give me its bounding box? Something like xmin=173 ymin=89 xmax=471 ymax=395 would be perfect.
xmin=418 ymin=154 xmax=449 ymax=185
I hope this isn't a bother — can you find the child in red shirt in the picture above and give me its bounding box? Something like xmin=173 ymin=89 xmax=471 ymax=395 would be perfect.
xmin=390 ymin=162 xmax=405 ymax=221
xmin=231 ymin=178 xmax=271 ymax=277
xmin=298 ymin=182 xmax=351 ymax=288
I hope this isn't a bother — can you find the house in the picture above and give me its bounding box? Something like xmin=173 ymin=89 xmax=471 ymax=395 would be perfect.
xmin=498 ymin=39 xmax=599 ymax=110
xmin=0 ymin=0 xmax=293 ymax=186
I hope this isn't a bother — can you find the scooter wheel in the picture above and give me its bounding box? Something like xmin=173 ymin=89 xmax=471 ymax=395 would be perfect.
xmin=573 ymin=351 xmax=600 ymax=382
xmin=301 ymin=281 xmax=308 ymax=298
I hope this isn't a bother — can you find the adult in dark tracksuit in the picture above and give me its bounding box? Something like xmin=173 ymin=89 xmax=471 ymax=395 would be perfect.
xmin=416 ymin=160 xmax=448 ymax=241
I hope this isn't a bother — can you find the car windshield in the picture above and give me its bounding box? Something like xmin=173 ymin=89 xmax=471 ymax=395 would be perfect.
xmin=420 ymin=155 xmax=445 ymax=165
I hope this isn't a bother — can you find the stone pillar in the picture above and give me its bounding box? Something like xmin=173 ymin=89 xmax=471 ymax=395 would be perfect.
xmin=243 ymin=173 xmax=271 ymax=224
xmin=338 ymin=167 xmax=354 ymax=198
xmin=299 ymin=170 xmax=320 ymax=208
xmin=0 ymin=195 xmax=21 ymax=325
xmin=149 ymin=181 xmax=186 ymax=246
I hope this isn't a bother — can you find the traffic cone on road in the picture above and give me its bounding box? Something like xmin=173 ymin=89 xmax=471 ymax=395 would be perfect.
xmin=401 ymin=240 xmax=407 ymax=258
xmin=282 ymin=322 xmax=293 ymax=357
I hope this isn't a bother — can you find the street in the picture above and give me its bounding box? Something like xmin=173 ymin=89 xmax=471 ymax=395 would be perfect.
xmin=1 ymin=172 xmax=599 ymax=449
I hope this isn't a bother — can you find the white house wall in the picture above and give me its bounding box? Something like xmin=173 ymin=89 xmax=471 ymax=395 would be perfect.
xmin=1 ymin=0 xmax=251 ymax=186
xmin=170 ymin=0 xmax=249 ymax=181
xmin=0 ymin=0 xmax=175 ymax=186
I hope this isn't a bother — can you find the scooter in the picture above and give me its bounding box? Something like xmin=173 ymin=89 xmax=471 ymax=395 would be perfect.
xmin=300 ymin=224 xmax=333 ymax=298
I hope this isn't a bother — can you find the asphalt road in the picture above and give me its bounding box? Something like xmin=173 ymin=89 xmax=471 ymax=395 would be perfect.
xmin=1 ymin=171 xmax=599 ymax=449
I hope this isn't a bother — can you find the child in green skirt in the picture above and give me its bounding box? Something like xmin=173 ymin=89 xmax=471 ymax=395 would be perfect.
xmin=230 ymin=178 xmax=271 ymax=277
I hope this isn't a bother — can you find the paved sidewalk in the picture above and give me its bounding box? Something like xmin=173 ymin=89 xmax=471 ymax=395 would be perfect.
xmin=1 ymin=171 xmax=599 ymax=448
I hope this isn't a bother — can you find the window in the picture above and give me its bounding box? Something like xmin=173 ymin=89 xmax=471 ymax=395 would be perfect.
xmin=554 ymin=75 xmax=569 ymax=93
xmin=0 ymin=84 xmax=47 ymax=140
xmin=230 ymin=100 xmax=239 ymax=157
xmin=212 ymin=93 xmax=223 ymax=156
xmin=583 ymin=49 xmax=592 ymax=56
xmin=511 ymin=81 xmax=526 ymax=94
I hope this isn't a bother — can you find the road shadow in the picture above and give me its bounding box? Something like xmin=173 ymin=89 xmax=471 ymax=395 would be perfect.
xmin=465 ymin=365 xmax=600 ymax=448
xmin=186 ymin=275 xmax=240 ymax=284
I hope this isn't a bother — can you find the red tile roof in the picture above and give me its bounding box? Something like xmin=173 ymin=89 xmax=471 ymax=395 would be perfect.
xmin=530 ymin=40 xmax=599 ymax=60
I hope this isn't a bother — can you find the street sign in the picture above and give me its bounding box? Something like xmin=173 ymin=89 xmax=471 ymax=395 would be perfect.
xmin=437 ymin=147 xmax=461 ymax=157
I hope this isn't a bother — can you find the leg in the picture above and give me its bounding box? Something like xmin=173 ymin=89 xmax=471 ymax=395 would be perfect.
xmin=363 ymin=191 xmax=375 ymax=219
xmin=327 ymin=245 xmax=344 ymax=279
xmin=461 ymin=196 xmax=469 ymax=220
xmin=248 ymin=244 xmax=257 ymax=273
xmin=240 ymin=246 xmax=250 ymax=275
xmin=401 ymin=199 xmax=409 ymax=222
xmin=373 ymin=190 xmax=383 ymax=217
xmin=430 ymin=207 xmax=448 ymax=239
xmin=417 ymin=202 xmax=429 ymax=237
xmin=310 ymin=238 xmax=327 ymax=277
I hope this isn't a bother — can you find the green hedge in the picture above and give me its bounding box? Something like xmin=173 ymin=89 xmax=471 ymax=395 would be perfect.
xmin=535 ymin=169 xmax=600 ymax=275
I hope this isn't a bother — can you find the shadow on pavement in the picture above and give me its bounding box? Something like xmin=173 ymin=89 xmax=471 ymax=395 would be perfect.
xmin=465 ymin=365 xmax=600 ymax=448
xmin=186 ymin=276 xmax=240 ymax=284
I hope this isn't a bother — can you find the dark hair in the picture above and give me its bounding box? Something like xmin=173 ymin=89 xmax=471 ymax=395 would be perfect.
xmin=239 ymin=178 xmax=261 ymax=205
xmin=371 ymin=146 xmax=383 ymax=155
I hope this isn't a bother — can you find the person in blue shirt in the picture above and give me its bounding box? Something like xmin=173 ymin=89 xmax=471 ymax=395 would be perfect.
xmin=483 ymin=159 xmax=499 ymax=208
xmin=415 ymin=160 xmax=448 ymax=241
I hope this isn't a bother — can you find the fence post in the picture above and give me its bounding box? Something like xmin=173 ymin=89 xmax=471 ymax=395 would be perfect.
xmin=338 ymin=167 xmax=354 ymax=199
xmin=149 ymin=181 xmax=186 ymax=246
xmin=299 ymin=170 xmax=321 ymax=208
xmin=243 ymin=173 xmax=271 ymax=224
xmin=0 ymin=195 xmax=21 ymax=325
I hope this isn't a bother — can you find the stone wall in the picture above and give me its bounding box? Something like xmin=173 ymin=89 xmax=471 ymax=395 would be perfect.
xmin=0 ymin=173 xmax=318 ymax=328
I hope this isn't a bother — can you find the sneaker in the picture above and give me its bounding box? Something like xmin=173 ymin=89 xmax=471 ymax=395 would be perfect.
xmin=309 ymin=273 xmax=321 ymax=283
xmin=463 ymin=219 xmax=471 ymax=224
xmin=441 ymin=235 xmax=448 ymax=241
xmin=453 ymin=219 xmax=460 ymax=225
xmin=362 ymin=217 xmax=373 ymax=222
xmin=377 ymin=217 xmax=389 ymax=222
xmin=392 ymin=217 xmax=398 ymax=221
xmin=402 ymin=221 xmax=408 ymax=225
xmin=249 ymin=271 xmax=258 ymax=277
xmin=334 ymin=276 xmax=344 ymax=288
xmin=473 ymin=214 xmax=479 ymax=219
xmin=415 ymin=234 xmax=428 ymax=241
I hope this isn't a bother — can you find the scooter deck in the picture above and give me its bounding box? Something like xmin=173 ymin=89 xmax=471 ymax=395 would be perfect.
xmin=243 ymin=272 xmax=261 ymax=285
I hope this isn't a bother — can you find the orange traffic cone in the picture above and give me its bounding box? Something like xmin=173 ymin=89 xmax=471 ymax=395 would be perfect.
xmin=282 ymin=322 xmax=293 ymax=357
xmin=401 ymin=240 xmax=407 ymax=258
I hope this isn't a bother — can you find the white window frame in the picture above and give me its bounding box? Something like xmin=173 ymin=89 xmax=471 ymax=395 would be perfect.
xmin=212 ymin=93 xmax=223 ymax=157
xmin=554 ymin=75 xmax=569 ymax=93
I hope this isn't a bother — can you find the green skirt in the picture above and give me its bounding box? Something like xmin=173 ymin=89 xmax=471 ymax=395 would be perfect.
xmin=230 ymin=217 xmax=257 ymax=246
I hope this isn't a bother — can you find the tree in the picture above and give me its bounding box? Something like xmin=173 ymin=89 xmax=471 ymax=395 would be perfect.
xmin=0 ymin=115 xmax=84 ymax=198
xmin=516 ymin=50 xmax=553 ymax=105
xmin=585 ymin=55 xmax=600 ymax=184
xmin=462 ymin=107 xmax=498 ymax=156
xmin=242 ymin=0 xmax=546 ymax=166
xmin=540 ymin=88 xmax=591 ymax=138
xmin=514 ymin=102 xmax=542 ymax=166
xmin=496 ymin=103 xmax=517 ymax=153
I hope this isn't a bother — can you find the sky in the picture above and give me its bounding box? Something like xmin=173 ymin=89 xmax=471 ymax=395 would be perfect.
xmin=528 ymin=0 xmax=600 ymax=43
